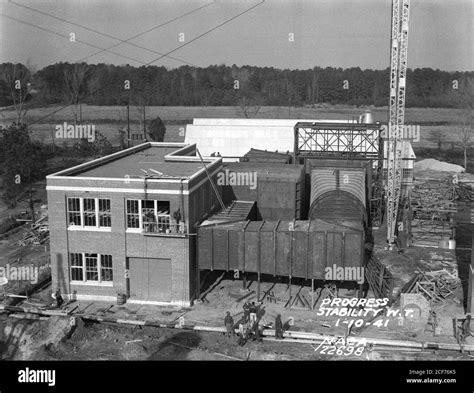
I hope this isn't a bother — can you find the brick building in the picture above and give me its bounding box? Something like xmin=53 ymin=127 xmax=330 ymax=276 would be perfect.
xmin=47 ymin=143 xmax=222 ymax=306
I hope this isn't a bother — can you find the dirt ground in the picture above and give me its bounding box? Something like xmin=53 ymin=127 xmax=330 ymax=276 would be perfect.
xmin=1 ymin=311 xmax=471 ymax=362
xmin=0 ymin=239 xmax=472 ymax=361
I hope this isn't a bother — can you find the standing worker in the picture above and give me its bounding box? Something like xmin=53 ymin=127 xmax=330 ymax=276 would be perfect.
xmin=224 ymin=311 xmax=234 ymax=338
xmin=275 ymin=314 xmax=283 ymax=339
xmin=249 ymin=302 xmax=257 ymax=326
xmin=461 ymin=314 xmax=472 ymax=342
xmin=243 ymin=301 xmax=251 ymax=320
xmin=238 ymin=317 xmax=248 ymax=346
xmin=53 ymin=288 xmax=64 ymax=309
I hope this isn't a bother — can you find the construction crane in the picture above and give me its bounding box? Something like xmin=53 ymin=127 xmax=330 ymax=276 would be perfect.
xmin=386 ymin=0 xmax=410 ymax=248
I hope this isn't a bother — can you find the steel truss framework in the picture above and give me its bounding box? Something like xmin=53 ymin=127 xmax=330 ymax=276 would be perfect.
xmin=293 ymin=122 xmax=385 ymax=226
xmin=386 ymin=0 xmax=410 ymax=245
xmin=293 ymin=122 xmax=382 ymax=160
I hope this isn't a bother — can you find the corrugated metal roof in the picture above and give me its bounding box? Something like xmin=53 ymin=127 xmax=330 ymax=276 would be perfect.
xmin=310 ymin=168 xmax=366 ymax=207
xmin=199 ymin=201 xmax=255 ymax=226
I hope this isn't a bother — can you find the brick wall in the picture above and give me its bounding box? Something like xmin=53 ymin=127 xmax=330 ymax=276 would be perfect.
xmin=47 ymin=172 xmax=220 ymax=304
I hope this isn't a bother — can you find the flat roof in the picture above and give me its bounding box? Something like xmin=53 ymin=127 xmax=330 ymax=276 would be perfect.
xmin=47 ymin=143 xmax=221 ymax=181
xmin=73 ymin=146 xmax=204 ymax=179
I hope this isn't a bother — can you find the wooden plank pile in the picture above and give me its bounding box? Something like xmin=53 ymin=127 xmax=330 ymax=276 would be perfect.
xmin=365 ymin=256 xmax=394 ymax=300
xmin=411 ymin=175 xmax=473 ymax=247
xmin=455 ymin=181 xmax=474 ymax=202
xmin=412 ymin=177 xmax=457 ymax=221
xmin=402 ymin=269 xmax=460 ymax=304
xmin=16 ymin=214 xmax=49 ymax=247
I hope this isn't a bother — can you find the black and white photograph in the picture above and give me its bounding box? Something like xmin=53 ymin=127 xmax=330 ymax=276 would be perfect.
xmin=0 ymin=0 xmax=473 ymax=390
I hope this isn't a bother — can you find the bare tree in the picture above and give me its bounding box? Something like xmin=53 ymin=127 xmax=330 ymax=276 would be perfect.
xmin=0 ymin=63 xmax=32 ymax=123
xmin=456 ymin=110 xmax=473 ymax=171
xmin=239 ymin=96 xmax=262 ymax=118
xmin=63 ymin=63 xmax=88 ymax=124
xmin=450 ymin=79 xmax=473 ymax=171
xmin=427 ymin=130 xmax=447 ymax=152
xmin=131 ymin=86 xmax=154 ymax=139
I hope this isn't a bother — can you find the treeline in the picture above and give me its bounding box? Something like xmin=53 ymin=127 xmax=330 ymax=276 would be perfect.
xmin=0 ymin=62 xmax=472 ymax=109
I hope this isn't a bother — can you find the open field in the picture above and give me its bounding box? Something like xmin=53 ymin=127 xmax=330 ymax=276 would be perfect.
xmin=1 ymin=104 xmax=468 ymax=123
xmin=0 ymin=105 xmax=468 ymax=149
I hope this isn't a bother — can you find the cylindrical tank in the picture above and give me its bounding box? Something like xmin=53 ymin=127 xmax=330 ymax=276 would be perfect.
xmin=117 ymin=293 xmax=127 ymax=305
xmin=359 ymin=110 xmax=374 ymax=124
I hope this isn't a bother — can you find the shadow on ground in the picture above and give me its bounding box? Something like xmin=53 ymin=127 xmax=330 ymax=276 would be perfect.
xmin=455 ymin=223 xmax=472 ymax=312
xmin=147 ymin=331 xmax=202 ymax=360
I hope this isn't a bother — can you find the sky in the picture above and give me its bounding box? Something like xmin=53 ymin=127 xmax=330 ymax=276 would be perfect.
xmin=0 ymin=0 xmax=472 ymax=71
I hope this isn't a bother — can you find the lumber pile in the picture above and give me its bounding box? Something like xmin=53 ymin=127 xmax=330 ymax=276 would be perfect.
xmin=455 ymin=181 xmax=474 ymax=202
xmin=365 ymin=256 xmax=394 ymax=300
xmin=410 ymin=175 xmax=473 ymax=247
xmin=16 ymin=214 xmax=49 ymax=246
xmin=411 ymin=177 xmax=457 ymax=220
xmin=402 ymin=269 xmax=460 ymax=304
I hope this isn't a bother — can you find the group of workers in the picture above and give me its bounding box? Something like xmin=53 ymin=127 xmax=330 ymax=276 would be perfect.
xmin=224 ymin=301 xmax=285 ymax=346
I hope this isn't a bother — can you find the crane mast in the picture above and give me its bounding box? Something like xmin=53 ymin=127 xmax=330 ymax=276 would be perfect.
xmin=386 ymin=0 xmax=410 ymax=247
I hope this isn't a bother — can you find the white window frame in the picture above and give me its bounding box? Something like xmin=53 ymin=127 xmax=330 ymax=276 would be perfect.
xmin=126 ymin=199 xmax=142 ymax=232
xmin=126 ymin=199 xmax=171 ymax=233
xmin=67 ymin=197 xmax=112 ymax=231
xmin=69 ymin=252 xmax=113 ymax=286
xmin=67 ymin=197 xmax=83 ymax=227
xmin=98 ymin=199 xmax=112 ymax=227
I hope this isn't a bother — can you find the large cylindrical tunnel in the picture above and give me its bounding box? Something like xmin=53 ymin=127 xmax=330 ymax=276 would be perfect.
xmin=308 ymin=167 xmax=368 ymax=225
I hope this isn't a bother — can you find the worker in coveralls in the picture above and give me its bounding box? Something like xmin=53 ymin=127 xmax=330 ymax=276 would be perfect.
xmin=251 ymin=319 xmax=263 ymax=343
xmin=52 ymin=288 xmax=64 ymax=308
xmin=238 ymin=317 xmax=248 ymax=346
xmin=249 ymin=302 xmax=257 ymax=325
xmin=224 ymin=311 xmax=234 ymax=337
xmin=243 ymin=301 xmax=251 ymax=320
xmin=461 ymin=314 xmax=472 ymax=342
xmin=275 ymin=314 xmax=283 ymax=339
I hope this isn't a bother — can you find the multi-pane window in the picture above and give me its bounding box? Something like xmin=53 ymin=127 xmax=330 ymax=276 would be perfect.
xmin=83 ymin=198 xmax=96 ymax=227
xmin=70 ymin=253 xmax=113 ymax=283
xmin=127 ymin=199 xmax=171 ymax=233
xmin=70 ymin=253 xmax=84 ymax=281
xmin=142 ymin=200 xmax=156 ymax=233
xmin=100 ymin=254 xmax=113 ymax=281
xmin=68 ymin=198 xmax=82 ymax=226
xmin=67 ymin=198 xmax=111 ymax=228
xmin=156 ymin=201 xmax=170 ymax=230
xmin=85 ymin=253 xmax=98 ymax=281
xmin=98 ymin=199 xmax=111 ymax=227
xmin=126 ymin=200 xmax=140 ymax=228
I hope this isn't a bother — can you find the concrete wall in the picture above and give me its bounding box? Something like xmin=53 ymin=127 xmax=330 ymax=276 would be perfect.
xmin=192 ymin=118 xmax=354 ymax=126
xmin=185 ymin=119 xmax=415 ymax=171
xmin=185 ymin=124 xmax=294 ymax=158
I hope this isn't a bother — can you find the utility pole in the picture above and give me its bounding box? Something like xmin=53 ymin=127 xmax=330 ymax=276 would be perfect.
xmin=127 ymin=103 xmax=130 ymax=148
xmin=143 ymin=105 xmax=146 ymax=141
xmin=29 ymin=187 xmax=35 ymax=224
